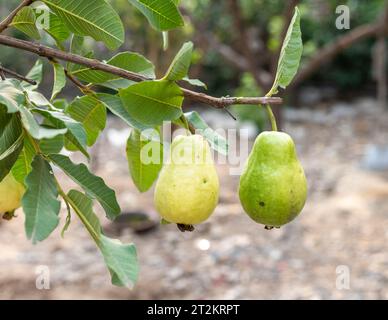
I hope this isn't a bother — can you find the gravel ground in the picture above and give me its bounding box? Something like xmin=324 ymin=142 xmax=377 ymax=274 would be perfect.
xmin=0 ymin=97 xmax=387 ymax=299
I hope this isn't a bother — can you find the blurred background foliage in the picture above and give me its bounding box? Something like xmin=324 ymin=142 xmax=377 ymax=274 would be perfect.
xmin=0 ymin=0 xmax=386 ymax=115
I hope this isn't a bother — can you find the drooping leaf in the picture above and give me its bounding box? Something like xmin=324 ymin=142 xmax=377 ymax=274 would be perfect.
xmin=48 ymin=154 xmax=121 ymax=220
xmin=0 ymin=107 xmax=24 ymax=181
xmin=23 ymin=60 xmax=43 ymax=90
xmin=119 ymin=80 xmax=183 ymax=126
xmin=126 ymin=128 xmax=163 ymax=192
xmin=50 ymin=62 xmax=66 ymax=100
xmin=164 ymin=42 xmax=193 ymax=81
xmin=67 ymin=190 xmax=138 ymax=288
xmin=66 ymin=95 xmax=106 ymax=146
xmin=10 ymin=7 xmax=40 ymax=40
xmin=11 ymin=136 xmax=36 ymax=185
xmin=70 ymin=52 xmax=155 ymax=89
xmin=19 ymin=107 xmax=67 ymax=140
xmin=22 ymin=155 xmax=60 ymax=243
xmin=128 ymin=0 xmax=184 ymax=31
xmin=0 ymin=79 xmax=25 ymax=113
xmin=100 ymin=235 xmax=138 ymax=288
xmin=42 ymin=0 xmax=125 ymax=50
xmin=185 ymin=111 xmax=229 ymax=155
xmin=267 ymin=7 xmax=303 ymax=96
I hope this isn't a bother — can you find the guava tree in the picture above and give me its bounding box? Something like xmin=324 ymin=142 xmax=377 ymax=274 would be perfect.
xmin=0 ymin=0 xmax=302 ymax=288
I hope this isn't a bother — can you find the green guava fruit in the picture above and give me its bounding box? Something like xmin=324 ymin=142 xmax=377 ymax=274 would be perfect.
xmin=238 ymin=131 xmax=307 ymax=228
xmin=0 ymin=173 xmax=25 ymax=214
xmin=154 ymin=134 xmax=219 ymax=226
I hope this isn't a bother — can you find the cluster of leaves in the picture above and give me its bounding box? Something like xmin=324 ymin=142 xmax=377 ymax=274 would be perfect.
xmin=0 ymin=0 xmax=302 ymax=288
xmin=0 ymin=0 xmax=224 ymax=289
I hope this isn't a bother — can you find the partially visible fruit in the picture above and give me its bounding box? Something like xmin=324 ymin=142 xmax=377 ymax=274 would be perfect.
xmin=0 ymin=173 xmax=25 ymax=214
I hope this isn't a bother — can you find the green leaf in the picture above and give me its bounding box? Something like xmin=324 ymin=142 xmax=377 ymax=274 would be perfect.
xmin=66 ymin=95 xmax=106 ymax=147
xmin=164 ymin=42 xmax=193 ymax=81
xmin=0 ymin=79 xmax=25 ymax=113
xmin=42 ymin=12 xmax=71 ymax=43
xmin=100 ymin=235 xmax=138 ymax=288
xmin=97 ymin=93 xmax=149 ymax=132
xmin=70 ymin=52 xmax=155 ymax=89
xmin=267 ymin=7 xmax=303 ymax=96
xmin=19 ymin=107 xmax=67 ymax=140
xmin=182 ymin=77 xmax=207 ymax=89
xmin=126 ymin=128 xmax=163 ymax=192
xmin=22 ymin=155 xmax=60 ymax=243
xmin=25 ymin=91 xmax=55 ymax=110
xmin=67 ymin=190 xmax=101 ymax=239
xmin=66 ymin=36 xmax=95 ymax=73
xmin=63 ymin=132 xmax=89 ymax=159
xmin=67 ymin=190 xmax=138 ymax=288
xmin=42 ymin=0 xmax=125 ymax=50
xmin=48 ymin=154 xmax=121 ymax=220
xmin=119 ymin=80 xmax=183 ymax=126
xmin=32 ymin=108 xmax=87 ymax=152
xmin=0 ymin=107 xmax=24 ymax=181
xmin=40 ymin=135 xmax=64 ymax=154
xmin=10 ymin=7 xmax=41 ymax=40
xmin=185 ymin=111 xmax=228 ymax=155
xmin=52 ymin=98 xmax=68 ymax=110
xmin=23 ymin=60 xmax=43 ymax=90
xmin=11 ymin=136 xmax=36 ymax=185
xmin=128 ymin=0 xmax=184 ymax=31
xmin=50 ymin=62 xmax=66 ymax=100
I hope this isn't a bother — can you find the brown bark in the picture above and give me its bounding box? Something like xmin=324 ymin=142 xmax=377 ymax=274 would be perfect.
xmin=0 ymin=0 xmax=34 ymax=33
xmin=0 ymin=35 xmax=283 ymax=108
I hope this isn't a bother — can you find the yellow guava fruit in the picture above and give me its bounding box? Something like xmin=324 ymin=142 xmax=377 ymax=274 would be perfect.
xmin=238 ymin=131 xmax=307 ymax=228
xmin=0 ymin=173 xmax=25 ymax=214
xmin=154 ymin=134 xmax=219 ymax=226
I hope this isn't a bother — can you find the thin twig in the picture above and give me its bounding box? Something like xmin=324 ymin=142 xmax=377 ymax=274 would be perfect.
xmin=0 ymin=65 xmax=37 ymax=85
xmin=0 ymin=35 xmax=283 ymax=108
xmin=0 ymin=0 xmax=34 ymax=33
xmin=47 ymin=56 xmax=89 ymax=92
xmin=64 ymin=69 xmax=90 ymax=92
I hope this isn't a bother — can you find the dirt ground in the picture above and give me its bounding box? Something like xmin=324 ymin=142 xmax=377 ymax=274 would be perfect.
xmin=0 ymin=97 xmax=387 ymax=299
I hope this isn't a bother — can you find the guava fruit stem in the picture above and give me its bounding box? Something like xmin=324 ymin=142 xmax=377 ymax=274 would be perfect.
xmin=265 ymin=104 xmax=278 ymax=132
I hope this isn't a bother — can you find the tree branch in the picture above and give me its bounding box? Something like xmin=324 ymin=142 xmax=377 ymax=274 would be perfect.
xmin=0 ymin=35 xmax=282 ymax=107
xmin=0 ymin=0 xmax=34 ymax=33
xmin=0 ymin=65 xmax=37 ymax=85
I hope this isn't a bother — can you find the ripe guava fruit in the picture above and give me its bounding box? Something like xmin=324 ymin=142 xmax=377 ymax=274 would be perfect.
xmin=0 ymin=173 xmax=25 ymax=214
xmin=238 ymin=131 xmax=307 ymax=228
xmin=154 ymin=134 xmax=219 ymax=227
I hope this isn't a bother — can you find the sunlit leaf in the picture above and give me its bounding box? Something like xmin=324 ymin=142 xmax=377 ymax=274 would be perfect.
xmin=42 ymin=0 xmax=125 ymax=49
